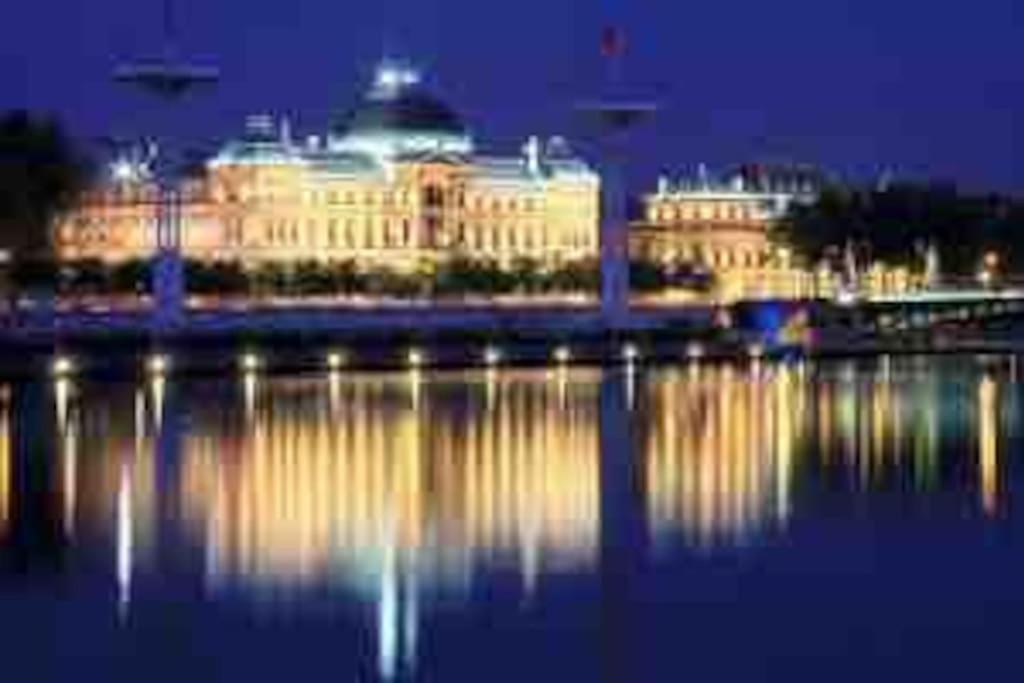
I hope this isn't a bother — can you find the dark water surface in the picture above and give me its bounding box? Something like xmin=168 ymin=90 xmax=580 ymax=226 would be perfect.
xmin=1 ymin=356 xmax=1022 ymax=681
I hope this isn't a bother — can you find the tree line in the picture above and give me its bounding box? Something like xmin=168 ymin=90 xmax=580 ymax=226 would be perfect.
xmin=776 ymin=182 xmax=1024 ymax=277
xmin=48 ymin=256 xmax=710 ymax=298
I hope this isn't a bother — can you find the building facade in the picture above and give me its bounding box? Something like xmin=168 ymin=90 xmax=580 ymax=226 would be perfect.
xmin=56 ymin=64 xmax=601 ymax=271
xmin=630 ymin=164 xmax=827 ymax=300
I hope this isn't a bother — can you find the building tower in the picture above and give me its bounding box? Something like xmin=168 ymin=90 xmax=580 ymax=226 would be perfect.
xmin=577 ymin=26 xmax=655 ymax=329
xmin=114 ymin=0 xmax=218 ymax=331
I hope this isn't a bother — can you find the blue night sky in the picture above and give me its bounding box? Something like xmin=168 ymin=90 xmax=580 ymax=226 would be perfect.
xmin=2 ymin=0 xmax=1023 ymax=191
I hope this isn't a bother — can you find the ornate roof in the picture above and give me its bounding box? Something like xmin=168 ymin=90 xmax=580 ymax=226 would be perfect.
xmin=328 ymin=63 xmax=473 ymax=158
xmin=334 ymin=89 xmax=466 ymax=139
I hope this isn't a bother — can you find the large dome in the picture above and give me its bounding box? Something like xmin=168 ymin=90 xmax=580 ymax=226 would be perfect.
xmin=340 ymin=90 xmax=466 ymax=137
xmin=329 ymin=63 xmax=473 ymax=158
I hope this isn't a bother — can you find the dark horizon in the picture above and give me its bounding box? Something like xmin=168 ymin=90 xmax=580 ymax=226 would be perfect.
xmin=3 ymin=0 xmax=1022 ymax=193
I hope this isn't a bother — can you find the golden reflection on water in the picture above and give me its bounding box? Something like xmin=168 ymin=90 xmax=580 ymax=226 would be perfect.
xmin=0 ymin=389 xmax=9 ymax=537
xmin=179 ymin=371 xmax=601 ymax=594
xmin=641 ymin=359 xmax=1007 ymax=545
xmin=643 ymin=365 xmax=797 ymax=547
xmin=0 ymin=361 xmax=1012 ymax=679
xmin=979 ymin=374 xmax=999 ymax=516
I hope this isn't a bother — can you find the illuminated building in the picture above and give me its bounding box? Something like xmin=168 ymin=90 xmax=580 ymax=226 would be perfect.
xmin=631 ymin=164 xmax=821 ymax=301
xmin=56 ymin=62 xmax=601 ymax=270
xmin=633 ymin=164 xmax=916 ymax=301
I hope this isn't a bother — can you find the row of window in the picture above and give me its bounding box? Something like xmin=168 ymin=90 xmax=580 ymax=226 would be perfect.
xmin=64 ymin=216 xmax=596 ymax=253
xmin=649 ymin=244 xmax=765 ymax=269
xmin=231 ymin=218 xmax=594 ymax=251
xmin=225 ymin=186 xmax=545 ymax=214
xmin=649 ymin=204 xmax=762 ymax=223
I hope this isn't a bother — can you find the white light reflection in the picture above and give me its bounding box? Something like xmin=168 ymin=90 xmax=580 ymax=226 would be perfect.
xmin=625 ymin=364 xmax=637 ymax=411
xmin=56 ymin=378 xmax=77 ymax=537
xmin=150 ymin=374 xmax=166 ymax=433
xmin=328 ymin=369 xmax=342 ymax=416
xmin=377 ymin=528 xmax=419 ymax=681
xmin=116 ymin=464 xmax=134 ymax=619
xmin=243 ymin=373 xmax=258 ymax=421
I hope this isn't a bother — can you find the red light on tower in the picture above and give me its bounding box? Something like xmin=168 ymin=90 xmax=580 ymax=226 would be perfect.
xmin=600 ymin=26 xmax=626 ymax=59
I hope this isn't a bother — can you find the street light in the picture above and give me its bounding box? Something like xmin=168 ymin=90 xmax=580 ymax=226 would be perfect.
xmin=979 ymin=251 xmax=999 ymax=288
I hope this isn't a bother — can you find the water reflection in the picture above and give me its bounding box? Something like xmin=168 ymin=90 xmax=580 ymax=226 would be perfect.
xmin=642 ymin=365 xmax=799 ymax=548
xmin=0 ymin=391 xmax=9 ymax=538
xmin=640 ymin=358 xmax=1009 ymax=547
xmin=978 ymin=374 xmax=999 ymax=516
xmin=181 ymin=373 xmax=600 ymax=593
xmin=179 ymin=371 xmax=601 ymax=678
xmin=0 ymin=358 xmax=1014 ymax=679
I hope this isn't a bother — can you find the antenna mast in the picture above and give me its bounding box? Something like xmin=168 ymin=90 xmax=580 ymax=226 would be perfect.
xmin=113 ymin=0 xmax=219 ymax=330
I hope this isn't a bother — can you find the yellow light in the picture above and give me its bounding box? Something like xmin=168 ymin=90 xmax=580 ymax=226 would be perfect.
xmin=484 ymin=346 xmax=502 ymax=367
xmin=326 ymin=351 xmax=346 ymax=370
xmin=622 ymin=343 xmax=640 ymax=363
xmin=407 ymin=348 xmax=425 ymax=368
xmin=979 ymin=375 xmax=998 ymax=516
xmin=240 ymin=352 xmax=261 ymax=373
xmin=686 ymin=342 xmax=704 ymax=361
xmin=51 ymin=356 xmax=76 ymax=378
xmin=553 ymin=345 xmax=571 ymax=364
xmin=147 ymin=354 xmax=170 ymax=376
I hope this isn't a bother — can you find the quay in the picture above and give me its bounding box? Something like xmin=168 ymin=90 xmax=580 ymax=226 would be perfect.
xmin=1 ymin=288 xmax=1024 ymax=378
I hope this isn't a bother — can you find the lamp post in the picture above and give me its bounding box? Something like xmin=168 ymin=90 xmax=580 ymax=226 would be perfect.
xmin=978 ymin=251 xmax=999 ymax=289
xmin=114 ymin=0 xmax=217 ymax=331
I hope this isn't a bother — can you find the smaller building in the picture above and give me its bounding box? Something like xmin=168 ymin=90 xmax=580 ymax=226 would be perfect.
xmin=631 ymin=164 xmax=819 ymax=301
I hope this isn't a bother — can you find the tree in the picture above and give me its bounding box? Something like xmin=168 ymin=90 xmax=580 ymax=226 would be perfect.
xmin=0 ymin=111 xmax=89 ymax=264
xmin=110 ymin=259 xmax=152 ymax=294
xmin=629 ymin=259 xmax=667 ymax=292
xmin=509 ymin=257 xmax=543 ymax=294
xmin=777 ymin=182 xmax=1024 ymax=277
xmin=546 ymin=259 xmax=600 ymax=293
xmin=331 ymin=259 xmax=363 ymax=295
xmin=58 ymin=258 xmax=108 ymax=294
